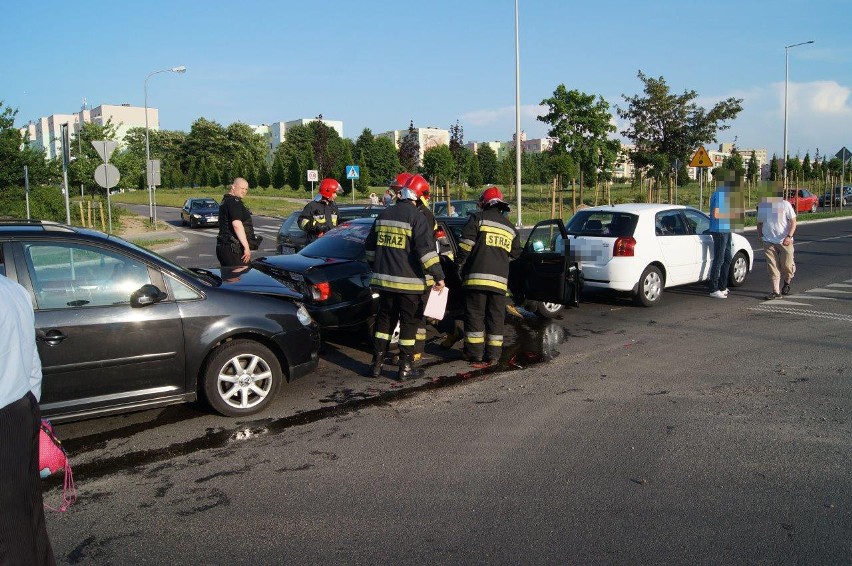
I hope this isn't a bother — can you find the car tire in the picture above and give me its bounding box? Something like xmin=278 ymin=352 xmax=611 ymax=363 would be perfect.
xmin=634 ymin=265 xmax=663 ymax=307
xmin=202 ymin=339 xmax=282 ymax=417
xmin=181 ymin=216 xmax=187 ymax=227
xmin=189 ymin=217 xmax=198 ymax=229
xmin=810 ymin=202 xmax=817 ymax=213
xmin=728 ymin=251 xmax=749 ymax=287
xmin=532 ymin=301 xmax=564 ymax=319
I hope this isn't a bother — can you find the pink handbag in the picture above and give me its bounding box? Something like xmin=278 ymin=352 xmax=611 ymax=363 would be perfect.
xmin=39 ymin=419 xmax=76 ymax=511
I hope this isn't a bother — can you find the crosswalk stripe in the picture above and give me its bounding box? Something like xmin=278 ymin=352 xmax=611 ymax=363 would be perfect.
xmin=749 ymin=306 xmax=852 ymax=322
xmin=806 ymin=288 xmax=852 ymax=294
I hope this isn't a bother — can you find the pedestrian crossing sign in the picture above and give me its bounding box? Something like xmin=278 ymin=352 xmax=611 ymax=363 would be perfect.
xmin=346 ymin=165 xmax=360 ymax=180
xmin=689 ymin=146 xmax=712 ymax=168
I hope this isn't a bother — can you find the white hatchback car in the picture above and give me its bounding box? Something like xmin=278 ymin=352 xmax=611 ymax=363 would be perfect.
xmin=563 ymin=203 xmax=754 ymax=306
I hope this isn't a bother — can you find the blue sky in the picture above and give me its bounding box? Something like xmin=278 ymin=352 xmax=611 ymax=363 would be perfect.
xmin=4 ymin=0 xmax=851 ymax=159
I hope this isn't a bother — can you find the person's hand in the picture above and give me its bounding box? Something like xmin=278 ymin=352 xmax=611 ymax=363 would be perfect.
xmin=241 ymin=247 xmax=251 ymax=263
xmin=433 ymin=280 xmax=445 ymax=293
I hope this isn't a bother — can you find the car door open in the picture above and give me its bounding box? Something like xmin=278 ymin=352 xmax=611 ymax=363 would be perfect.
xmin=509 ymin=219 xmax=580 ymax=307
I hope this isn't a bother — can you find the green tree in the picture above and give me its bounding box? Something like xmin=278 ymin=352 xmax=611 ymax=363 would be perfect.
xmin=802 ymin=152 xmax=812 ymax=180
xmin=181 ymin=118 xmax=230 ymax=175
xmin=721 ymin=147 xmax=745 ymax=178
xmin=257 ymin=160 xmax=271 ymax=188
xmin=272 ymin=153 xmax=286 ymax=189
xmin=422 ymin=145 xmax=455 ymax=188
xmin=398 ymin=120 xmax=420 ymax=172
xmin=370 ymin=136 xmax=401 ymax=185
xmin=786 ymin=155 xmax=803 ymax=184
xmin=747 ymin=151 xmax=759 ymax=182
xmin=769 ymin=155 xmax=779 ymax=181
xmin=477 ymin=144 xmax=499 ymax=184
xmin=467 ymin=149 xmax=483 ymax=188
xmin=449 ymin=120 xmax=466 ymax=183
xmin=287 ymin=154 xmax=302 ymax=191
xmin=538 ymin=85 xmax=620 ymax=186
xmin=353 ymin=128 xmax=375 ymax=192
xmin=226 ymin=122 xmax=267 ymax=167
xmin=617 ymin=71 xmax=743 ymax=183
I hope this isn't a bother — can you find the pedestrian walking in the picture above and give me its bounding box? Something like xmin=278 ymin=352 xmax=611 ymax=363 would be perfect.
xmin=456 ymin=186 xmax=521 ymax=367
xmin=757 ymin=189 xmax=797 ymax=300
xmin=298 ymin=178 xmax=341 ymax=244
xmin=365 ymin=185 xmax=445 ymax=380
xmin=708 ymin=181 xmax=733 ymax=298
xmin=0 ymin=274 xmax=55 ymax=566
xmin=217 ymin=178 xmax=258 ymax=267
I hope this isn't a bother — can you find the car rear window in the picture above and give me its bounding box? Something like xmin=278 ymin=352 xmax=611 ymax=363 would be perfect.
xmin=565 ymin=211 xmax=638 ymax=237
xmin=299 ymin=222 xmax=373 ymax=260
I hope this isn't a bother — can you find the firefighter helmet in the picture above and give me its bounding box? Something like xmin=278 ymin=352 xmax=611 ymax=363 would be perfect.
xmin=403 ymin=174 xmax=430 ymax=199
xmin=318 ymin=178 xmax=342 ymax=199
xmin=479 ymin=186 xmax=507 ymax=209
xmin=390 ymin=172 xmax=413 ymax=190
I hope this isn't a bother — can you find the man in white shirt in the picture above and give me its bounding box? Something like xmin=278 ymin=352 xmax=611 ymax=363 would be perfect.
xmin=0 ymin=274 xmax=55 ymax=565
xmin=756 ymin=193 xmax=797 ymax=300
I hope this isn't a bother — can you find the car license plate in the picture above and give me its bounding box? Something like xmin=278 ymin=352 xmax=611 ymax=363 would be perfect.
xmin=279 ymin=246 xmax=295 ymax=255
xmin=207 ymin=216 xmax=217 ymax=222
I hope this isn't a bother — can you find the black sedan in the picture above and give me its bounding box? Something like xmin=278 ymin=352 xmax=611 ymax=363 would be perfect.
xmin=276 ymin=204 xmax=386 ymax=255
xmin=254 ymin=216 xmax=581 ymax=332
xmin=180 ymin=197 xmax=220 ymax=228
xmin=0 ymin=221 xmax=320 ymax=422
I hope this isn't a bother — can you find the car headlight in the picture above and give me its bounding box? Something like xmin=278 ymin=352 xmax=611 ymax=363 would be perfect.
xmin=192 ymin=213 xmax=202 ymax=218
xmin=296 ymin=303 xmax=314 ymax=326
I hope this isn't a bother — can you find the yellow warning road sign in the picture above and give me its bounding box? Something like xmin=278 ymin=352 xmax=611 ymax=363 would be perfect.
xmin=689 ymin=146 xmax=712 ymax=168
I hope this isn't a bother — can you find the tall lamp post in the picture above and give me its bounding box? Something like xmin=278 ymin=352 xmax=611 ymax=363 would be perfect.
xmin=513 ymin=0 xmax=522 ymax=228
xmin=783 ymin=40 xmax=813 ymax=189
xmin=144 ymin=65 xmax=186 ymax=223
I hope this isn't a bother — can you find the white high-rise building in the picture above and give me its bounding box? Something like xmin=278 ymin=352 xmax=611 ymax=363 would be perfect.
xmin=377 ymin=126 xmax=450 ymax=165
xmin=20 ymin=103 xmax=158 ymax=160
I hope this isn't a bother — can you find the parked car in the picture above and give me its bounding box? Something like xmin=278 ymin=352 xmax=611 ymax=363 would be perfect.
xmin=276 ymin=205 xmax=387 ymax=255
xmin=818 ymin=186 xmax=852 ymax=207
xmin=433 ymin=200 xmax=479 ymax=217
xmin=180 ymin=198 xmax=220 ymax=228
xmin=784 ymin=188 xmax=819 ymax=213
xmin=255 ymin=217 xmax=581 ymax=332
xmin=0 ymin=221 xmax=320 ymax=422
xmin=564 ymin=204 xmax=753 ymax=307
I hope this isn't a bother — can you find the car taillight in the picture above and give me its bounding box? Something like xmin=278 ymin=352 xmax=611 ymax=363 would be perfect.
xmin=613 ymin=236 xmax=635 ymax=257
xmin=435 ymin=228 xmax=446 ymax=239
xmin=310 ymin=282 xmax=331 ymax=301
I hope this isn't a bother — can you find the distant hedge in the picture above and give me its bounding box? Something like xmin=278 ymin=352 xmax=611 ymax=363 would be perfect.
xmin=0 ymin=186 xmax=67 ymax=222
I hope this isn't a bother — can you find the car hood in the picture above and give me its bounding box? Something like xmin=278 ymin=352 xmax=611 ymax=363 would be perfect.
xmin=204 ymin=267 xmax=304 ymax=300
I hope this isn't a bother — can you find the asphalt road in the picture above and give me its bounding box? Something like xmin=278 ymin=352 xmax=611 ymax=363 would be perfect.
xmin=45 ymin=212 xmax=852 ymax=564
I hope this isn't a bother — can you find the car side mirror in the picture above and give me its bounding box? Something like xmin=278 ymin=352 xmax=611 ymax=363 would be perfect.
xmin=130 ymin=284 xmax=168 ymax=308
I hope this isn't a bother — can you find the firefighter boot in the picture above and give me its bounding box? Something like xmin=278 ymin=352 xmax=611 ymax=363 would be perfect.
xmin=369 ymin=352 xmax=384 ymax=378
xmin=398 ymin=355 xmax=424 ymax=381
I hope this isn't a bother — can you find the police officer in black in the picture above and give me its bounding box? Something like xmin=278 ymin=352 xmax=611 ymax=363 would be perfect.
xmin=456 ymin=186 xmax=521 ymax=366
xmin=365 ymin=185 xmax=445 ymax=380
xmin=216 ymin=177 xmax=254 ymax=266
xmin=298 ymin=178 xmax=341 ymax=243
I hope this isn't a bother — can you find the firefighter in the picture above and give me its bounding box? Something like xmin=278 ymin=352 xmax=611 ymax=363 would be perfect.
xmin=402 ymin=174 xmax=440 ymax=361
xmin=298 ymin=178 xmax=341 ymax=243
xmin=365 ymin=185 xmax=446 ymax=380
xmin=456 ymin=186 xmax=522 ymax=366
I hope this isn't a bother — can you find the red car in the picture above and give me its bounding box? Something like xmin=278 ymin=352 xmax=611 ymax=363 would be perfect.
xmin=785 ymin=188 xmax=819 ymax=213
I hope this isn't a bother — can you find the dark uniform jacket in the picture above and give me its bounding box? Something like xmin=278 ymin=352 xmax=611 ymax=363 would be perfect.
xmin=365 ymin=201 xmax=445 ymax=294
xmin=457 ymin=207 xmax=522 ymax=293
xmin=298 ymin=199 xmax=339 ymax=243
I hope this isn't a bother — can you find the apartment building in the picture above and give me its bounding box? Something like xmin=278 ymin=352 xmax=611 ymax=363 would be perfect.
xmin=465 ymin=141 xmax=510 ymax=161
xmin=21 ymin=104 xmax=158 ymax=160
xmin=264 ymin=118 xmax=344 ymax=156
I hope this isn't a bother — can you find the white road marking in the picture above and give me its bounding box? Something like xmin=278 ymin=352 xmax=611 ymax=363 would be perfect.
xmin=748 ymin=306 xmax=852 ymax=323
xmin=783 ymin=295 xmax=837 ymax=301
xmin=806 ymin=288 xmax=852 ymax=294
xmin=768 ymin=300 xmax=814 ymax=306
xmin=826 ymin=283 xmax=852 ymax=288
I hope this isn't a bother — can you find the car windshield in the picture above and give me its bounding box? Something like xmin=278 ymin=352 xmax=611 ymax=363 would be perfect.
xmin=434 ymin=200 xmax=478 ymax=217
xmin=565 ymin=210 xmax=638 ymax=237
xmin=193 ymin=201 xmax=218 ymax=210
xmin=299 ymin=221 xmax=372 ymax=260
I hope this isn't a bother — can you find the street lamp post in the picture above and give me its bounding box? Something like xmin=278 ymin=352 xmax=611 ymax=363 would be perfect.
xmin=144 ymin=66 xmax=186 ymax=223
xmin=513 ymin=0 xmax=522 ymax=228
xmin=783 ymin=40 xmax=813 ymax=189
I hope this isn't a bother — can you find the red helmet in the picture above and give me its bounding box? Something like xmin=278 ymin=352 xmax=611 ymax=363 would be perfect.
xmin=403 ymin=174 xmax=430 ymax=199
xmin=390 ymin=172 xmax=413 ymax=190
xmin=479 ymin=186 xmax=507 ymax=208
xmin=318 ymin=178 xmax=342 ymax=199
